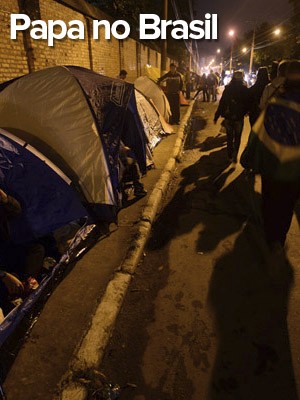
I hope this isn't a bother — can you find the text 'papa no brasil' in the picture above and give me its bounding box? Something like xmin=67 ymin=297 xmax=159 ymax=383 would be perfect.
xmin=10 ymin=13 xmax=218 ymax=47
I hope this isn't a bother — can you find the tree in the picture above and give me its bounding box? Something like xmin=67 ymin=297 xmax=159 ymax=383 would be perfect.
xmin=289 ymin=0 xmax=300 ymax=57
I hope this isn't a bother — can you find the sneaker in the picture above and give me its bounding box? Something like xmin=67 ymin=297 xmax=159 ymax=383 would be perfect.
xmin=134 ymin=187 xmax=147 ymax=197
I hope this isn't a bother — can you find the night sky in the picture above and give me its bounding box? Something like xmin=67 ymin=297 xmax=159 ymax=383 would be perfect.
xmin=193 ymin=0 xmax=292 ymax=55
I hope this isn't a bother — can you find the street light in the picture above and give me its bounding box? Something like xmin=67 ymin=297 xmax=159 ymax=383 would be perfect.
xmin=242 ymin=47 xmax=247 ymax=53
xmin=274 ymin=28 xmax=281 ymax=36
xmin=228 ymin=30 xmax=235 ymax=72
xmin=249 ymin=25 xmax=256 ymax=75
xmin=217 ymin=48 xmax=221 ymax=53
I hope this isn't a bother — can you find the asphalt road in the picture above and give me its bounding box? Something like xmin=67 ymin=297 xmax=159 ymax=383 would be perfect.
xmin=101 ymin=100 xmax=300 ymax=400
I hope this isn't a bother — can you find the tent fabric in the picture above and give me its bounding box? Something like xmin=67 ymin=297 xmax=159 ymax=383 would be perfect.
xmin=123 ymin=92 xmax=147 ymax=174
xmin=143 ymin=65 xmax=165 ymax=82
xmin=147 ymin=98 xmax=174 ymax=135
xmin=0 ymin=66 xmax=115 ymax=206
xmin=134 ymin=76 xmax=171 ymax=121
xmin=135 ymin=89 xmax=164 ymax=150
xmin=0 ymin=66 xmax=148 ymax=219
xmin=65 ymin=66 xmax=147 ymax=177
xmin=0 ymin=129 xmax=88 ymax=244
xmin=179 ymin=91 xmax=189 ymax=106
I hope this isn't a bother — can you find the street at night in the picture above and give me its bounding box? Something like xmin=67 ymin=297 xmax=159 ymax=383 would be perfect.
xmin=100 ymin=100 xmax=300 ymax=400
xmin=0 ymin=0 xmax=299 ymax=399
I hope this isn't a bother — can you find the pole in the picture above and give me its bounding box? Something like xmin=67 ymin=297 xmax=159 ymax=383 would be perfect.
xmin=161 ymin=0 xmax=168 ymax=74
xmin=249 ymin=24 xmax=256 ymax=75
xmin=229 ymin=43 xmax=233 ymax=72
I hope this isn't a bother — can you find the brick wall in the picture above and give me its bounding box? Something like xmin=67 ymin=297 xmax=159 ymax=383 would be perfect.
xmin=0 ymin=0 xmax=177 ymax=83
xmin=0 ymin=1 xmax=29 ymax=81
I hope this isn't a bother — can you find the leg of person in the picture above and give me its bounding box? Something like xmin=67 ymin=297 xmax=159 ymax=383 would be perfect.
xmin=173 ymin=93 xmax=180 ymax=124
xmin=224 ymin=120 xmax=234 ymax=161
xmin=24 ymin=243 xmax=45 ymax=278
xmin=201 ymin=89 xmax=205 ymax=102
xmin=186 ymin=84 xmax=191 ymax=99
xmin=207 ymin=87 xmax=211 ymax=102
xmin=193 ymin=89 xmax=201 ymax=100
xmin=0 ymin=281 xmax=13 ymax=315
xmin=212 ymin=86 xmax=217 ymax=101
xmin=204 ymin=89 xmax=208 ymax=102
xmin=128 ymin=163 xmax=147 ymax=197
xmin=261 ymin=179 xmax=300 ymax=247
xmin=232 ymin=120 xmax=244 ymax=162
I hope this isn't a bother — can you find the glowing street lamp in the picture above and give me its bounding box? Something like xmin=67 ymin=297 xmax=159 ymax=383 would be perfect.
xmin=242 ymin=47 xmax=247 ymax=53
xmin=228 ymin=30 xmax=235 ymax=72
xmin=217 ymin=48 xmax=221 ymax=53
xmin=274 ymin=28 xmax=281 ymax=36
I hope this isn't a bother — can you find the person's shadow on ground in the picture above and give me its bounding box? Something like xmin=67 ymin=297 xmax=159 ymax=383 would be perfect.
xmin=148 ymin=135 xmax=253 ymax=254
xmin=207 ymin=221 xmax=297 ymax=400
xmin=147 ymin=115 xmax=298 ymax=399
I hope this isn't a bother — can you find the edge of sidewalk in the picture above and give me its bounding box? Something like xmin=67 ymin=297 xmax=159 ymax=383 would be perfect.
xmin=59 ymin=101 xmax=195 ymax=400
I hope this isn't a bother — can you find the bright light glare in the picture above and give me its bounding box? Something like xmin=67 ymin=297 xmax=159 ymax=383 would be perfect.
xmin=242 ymin=47 xmax=247 ymax=53
xmin=217 ymin=49 xmax=221 ymax=53
xmin=274 ymin=28 xmax=281 ymax=36
xmin=228 ymin=30 xmax=235 ymax=37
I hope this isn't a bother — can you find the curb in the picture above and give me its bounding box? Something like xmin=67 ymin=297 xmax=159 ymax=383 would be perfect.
xmin=59 ymin=100 xmax=195 ymax=399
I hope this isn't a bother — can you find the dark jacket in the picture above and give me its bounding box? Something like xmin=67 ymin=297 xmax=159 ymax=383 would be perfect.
xmin=214 ymin=80 xmax=249 ymax=121
xmin=248 ymin=80 xmax=270 ymax=126
xmin=0 ymin=195 xmax=21 ymax=242
xmin=157 ymin=72 xmax=183 ymax=94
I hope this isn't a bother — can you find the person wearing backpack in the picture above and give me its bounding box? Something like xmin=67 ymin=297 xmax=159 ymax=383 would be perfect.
xmin=259 ymin=60 xmax=289 ymax=110
xmin=241 ymin=60 xmax=300 ymax=250
xmin=213 ymin=70 xmax=249 ymax=163
xmin=248 ymin=66 xmax=270 ymax=126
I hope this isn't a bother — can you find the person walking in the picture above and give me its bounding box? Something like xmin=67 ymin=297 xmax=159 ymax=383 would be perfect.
xmin=241 ymin=60 xmax=300 ymax=249
xmin=248 ymin=66 xmax=270 ymax=126
xmin=259 ymin=60 xmax=290 ymax=110
xmin=207 ymin=69 xmax=219 ymax=102
xmin=194 ymin=74 xmax=208 ymax=101
xmin=214 ymin=70 xmax=249 ymax=163
xmin=157 ymin=63 xmax=183 ymax=125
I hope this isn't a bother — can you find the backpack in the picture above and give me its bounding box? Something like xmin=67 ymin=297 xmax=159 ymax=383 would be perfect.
xmin=224 ymin=98 xmax=245 ymax=120
xmin=207 ymin=74 xmax=216 ymax=86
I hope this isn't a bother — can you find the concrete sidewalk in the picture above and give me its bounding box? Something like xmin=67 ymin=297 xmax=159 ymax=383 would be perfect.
xmin=99 ymin=99 xmax=300 ymax=400
xmin=3 ymin=103 xmax=194 ymax=400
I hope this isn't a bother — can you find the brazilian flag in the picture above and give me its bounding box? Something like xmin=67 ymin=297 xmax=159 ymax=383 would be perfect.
xmin=241 ymin=94 xmax=300 ymax=181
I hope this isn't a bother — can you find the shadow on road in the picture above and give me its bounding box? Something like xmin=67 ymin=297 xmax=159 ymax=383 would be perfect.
xmin=101 ymin=110 xmax=298 ymax=400
xmin=208 ymin=222 xmax=297 ymax=400
xmin=148 ymin=116 xmax=297 ymax=399
xmin=149 ymin=136 xmax=254 ymax=253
